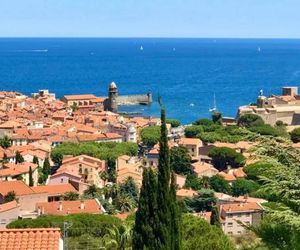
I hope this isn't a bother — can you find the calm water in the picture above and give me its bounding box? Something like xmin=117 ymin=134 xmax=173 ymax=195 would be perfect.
xmin=1 ymin=38 xmax=300 ymax=124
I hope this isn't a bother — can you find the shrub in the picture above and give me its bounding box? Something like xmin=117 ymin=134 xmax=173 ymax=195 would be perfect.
xmin=184 ymin=125 xmax=203 ymax=138
xmin=249 ymin=124 xmax=284 ymax=137
xmin=193 ymin=118 xmax=214 ymax=126
xmin=170 ymin=146 xmax=193 ymax=175
xmin=231 ymin=178 xmax=260 ymax=196
xmin=290 ymin=127 xmax=300 ymax=143
xmin=209 ymin=175 xmax=231 ymax=194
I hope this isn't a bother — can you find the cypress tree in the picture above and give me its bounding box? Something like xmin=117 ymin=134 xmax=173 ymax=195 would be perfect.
xmin=42 ymin=157 xmax=51 ymax=176
xmin=133 ymin=167 xmax=157 ymax=250
xmin=15 ymin=151 xmax=24 ymax=164
xmin=33 ymin=155 xmax=39 ymax=165
xmin=210 ymin=206 xmax=221 ymax=227
xmin=155 ymin=106 xmax=172 ymax=249
xmin=29 ymin=166 xmax=34 ymax=186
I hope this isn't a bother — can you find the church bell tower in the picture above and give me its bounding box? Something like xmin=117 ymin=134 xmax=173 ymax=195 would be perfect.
xmin=108 ymin=81 xmax=118 ymax=112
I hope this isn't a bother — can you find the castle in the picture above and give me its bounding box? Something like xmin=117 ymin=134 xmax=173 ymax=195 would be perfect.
xmin=61 ymin=81 xmax=152 ymax=113
xmin=237 ymin=86 xmax=300 ymax=125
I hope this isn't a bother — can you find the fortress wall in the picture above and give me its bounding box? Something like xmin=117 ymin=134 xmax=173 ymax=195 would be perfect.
xmin=117 ymin=93 xmax=152 ymax=105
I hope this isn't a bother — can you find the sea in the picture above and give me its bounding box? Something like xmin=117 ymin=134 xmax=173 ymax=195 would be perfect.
xmin=1 ymin=38 xmax=300 ymax=124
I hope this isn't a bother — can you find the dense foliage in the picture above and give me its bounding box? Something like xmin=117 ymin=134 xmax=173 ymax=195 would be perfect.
xmin=184 ymin=189 xmax=216 ymax=212
xmin=140 ymin=125 xmax=161 ymax=147
xmin=170 ymin=146 xmax=193 ymax=175
xmin=182 ymin=214 xmax=234 ymax=250
xmin=208 ymin=147 xmax=245 ymax=171
xmin=209 ymin=175 xmax=231 ymax=194
xmin=166 ymin=119 xmax=181 ymax=128
xmin=231 ymin=178 xmax=260 ymax=197
xmin=51 ymin=141 xmax=138 ymax=166
xmin=290 ymin=127 xmax=300 ymax=143
xmin=0 ymin=136 xmax=11 ymax=149
xmin=237 ymin=114 xmax=264 ymax=128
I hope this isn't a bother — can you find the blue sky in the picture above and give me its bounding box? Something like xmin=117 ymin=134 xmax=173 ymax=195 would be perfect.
xmin=0 ymin=0 xmax=299 ymax=38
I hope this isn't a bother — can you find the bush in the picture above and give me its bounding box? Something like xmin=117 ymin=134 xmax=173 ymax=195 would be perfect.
xmin=290 ymin=127 xmax=300 ymax=143
xmin=184 ymin=175 xmax=204 ymax=191
xmin=238 ymin=114 xmax=264 ymax=128
xmin=184 ymin=189 xmax=216 ymax=212
xmin=166 ymin=119 xmax=181 ymax=128
xmin=244 ymin=161 xmax=273 ymax=181
xmin=212 ymin=112 xmax=222 ymax=124
xmin=140 ymin=126 xmax=160 ymax=147
xmin=208 ymin=147 xmax=245 ymax=171
xmin=184 ymin=125 xmax=203 ymax=138
xmin=249 ymin=124 xmax=285 ymax=137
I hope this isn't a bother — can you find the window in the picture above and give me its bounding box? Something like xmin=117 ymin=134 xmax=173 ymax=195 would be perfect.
xmin=237 ymin=231 xmax=242 ymax=234
xmin=237 ymin=213 xmax=241 ymax=217
xmin=60 ymin=178 xmax=64 ymax=183
xmin=228 ymin=232 xmax=233 ymax=235
xmin=227 ymin=222 xmax=233 ymax=227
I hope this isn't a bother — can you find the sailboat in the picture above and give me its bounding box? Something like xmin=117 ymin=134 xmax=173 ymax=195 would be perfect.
xmin=209 ymin=93 xmax=217 ymax=112
xmin=140 ymin=45 xmax=144 ymax=51
xmin=257 ymin=47 xmax=261 ymax=52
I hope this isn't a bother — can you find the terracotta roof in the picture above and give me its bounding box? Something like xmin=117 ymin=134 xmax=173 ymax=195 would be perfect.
xmin=218 ymin=171 xmax=237 ymax=182
xmin=192 ymin=161 xmax=218 ymax=175
xmin=0 ymin=200 xmax=18 ymax=213
xmin=62 ymin=94 xmax=97 ymax=100
xmin=0 ymin=228 xmax=61 ymax=250
xmin=221 ymin=202 xmax=263 ymax=213
xmin=0 ymin=162 xmax=38 ymax=178
xmin=36 ymin=199 xmax=103 ymax=215
xmin=0 ymin=180 xmax=37 ymax=196
xmin=179 ymin=138 xmax=202 ymax=146
xmin=32 ymin=184 xmax=77 ymax=196
xmin=176 ymin=188 xmax=197 ymax=198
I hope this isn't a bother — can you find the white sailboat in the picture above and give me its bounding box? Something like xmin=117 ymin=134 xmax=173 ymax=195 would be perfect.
xmin=257 ymin=47 xmax=261 ymax=52
xmin=140 ymin=45 xmax=144 ymax=51
xmin=209 ymin=93 xmax=217 ymax=112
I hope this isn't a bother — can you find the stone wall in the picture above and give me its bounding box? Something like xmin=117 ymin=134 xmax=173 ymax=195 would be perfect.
xmin=116 ymin=93 xmax=152 ymax=105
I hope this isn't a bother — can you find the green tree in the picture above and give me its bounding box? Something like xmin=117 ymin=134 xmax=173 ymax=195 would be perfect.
xmin=209 ymin=175 xmax=231 ymax=194
xmin=208 ymin=147 xmax=245 ymax=171
xmin=0 ymin=136 xmax=11 ymax=149
xmin=4 ymin=191 xmax=16 ymax=203
xmin=28 ymin=166 xmax=34 ymax=187
xmin=15 ymin=151 xmax=24 ymax=164
xmin=210 ymin=206 xmax=221 ymax=227
xmin=103 ymin=224 xmax=133 ymax=250
xmin=184 ymin=189 xmax=216 ymax=212
xmin=170 ymin=146 xmax=193 ymax=175
xmin=42 ymin=157 xmax=51 ymax=176
xmin=184 ymin=125 xmax=203 ymax=138
xmin=212 ymin=111 xmax=222 ymax=124
xmin=290 ymin=127 xmax=300 ymax=143
xmin=84 ymin=184 xmax=100 ymax=197
xmin=182 ymin=214 xmax=234 ymax=250
xmin=237 ymin=114 xmax=264 ymax=128
xmin=119 ymin=177 xmax=139 ymax=203
xmin=184 ymin=174 xmax=203 ymax=191
xmin=166 ymin=119 xmax=181 ymax=128
xmin=140 ymin=125 xmax=160 ymax=147
xmin=114 ymin=194 xmax=136 ymax=213
xmin=193 ymin=118 xmax=214 ymax=126
xmin=32 ymin=155 xmax=39 ymax=165
xmin=231 ymin=178 xmax=260 ymax=197
xmin=63 ymin=192 xmax=79 ymax=201
xmin=133 ymin=168 xmax=157 ymax=250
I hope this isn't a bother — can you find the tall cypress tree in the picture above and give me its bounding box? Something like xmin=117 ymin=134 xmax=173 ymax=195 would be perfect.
xmin=155 ymin=106 xmax=172 ymax=249
xmin=29 ymin=166 xmax=34 ymax=187
xmin=133 ymin=167 xmax=157 ymax=250
xmin=210 ymin=206 xmax=221 ymax=227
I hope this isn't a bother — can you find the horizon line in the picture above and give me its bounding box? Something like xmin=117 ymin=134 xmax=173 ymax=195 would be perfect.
xmin=0 ymin=36 xmax=300 ymax=40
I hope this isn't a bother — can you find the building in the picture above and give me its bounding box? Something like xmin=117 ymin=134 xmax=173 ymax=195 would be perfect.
xmin=107 ymin=81 xmax=118 ymax=112
xmin=0 ymin=201 xmax=20 ymax=228
xmin=192 ymin=161 xmax=218 ymax=178
xmin=36 ymin=199 xmax=105 ymax=215
xmin=220 ymin=202 xmax=264 ymax=235
xmin=238 ymin=86 xmax=300 ymax=125
xmin=0 ymin=180 xmax=48 ymax=218
xmin=0 ymin=228 xmax=63 ymax=250
xmin=178 ymin=138 xmax=203 ymax=158
xmin=0 ymin=162 xmax=39 ymax=186
xmin=61 ymin=94 xmax=105 ymax=110
xmin=54 ymin=155 xmax=106 ymax=188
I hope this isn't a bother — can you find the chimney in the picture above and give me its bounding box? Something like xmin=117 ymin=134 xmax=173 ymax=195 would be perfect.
xmin=80 ymin=200 xmax=85 ymax=210
xmin=58 ymin=201 xmax=63 ymax=211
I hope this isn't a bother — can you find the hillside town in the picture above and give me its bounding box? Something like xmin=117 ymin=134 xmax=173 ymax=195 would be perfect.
xmin=1 ymin=83 xmax=300 ymax=249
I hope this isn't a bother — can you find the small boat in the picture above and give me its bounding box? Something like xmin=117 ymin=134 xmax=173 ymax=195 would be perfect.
xmin=257 ymin=47 xmax=261 ymax=52
xmin=209 ymin=93 xmax=217 ymax=112
xmin=190 ymin=103 xmax=195 ymax=107
xmin=140 ymin=46 xmax=144 ymax=51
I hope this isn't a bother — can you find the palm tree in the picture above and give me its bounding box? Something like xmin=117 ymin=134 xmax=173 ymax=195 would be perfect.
xmin=114 ymin=194 xmax=135 ymax=213
xmin=102 ymin=223 xmax=133 ymax=250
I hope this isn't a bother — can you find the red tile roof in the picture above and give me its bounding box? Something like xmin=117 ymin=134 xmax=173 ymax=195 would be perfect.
xmin=221 ymin=202 xmax=263 ymax=213
xmin=36 ymin=199 xmax=104 ymax=215
xmin=32 ymin=184 xmax=77 ymax=196
xmin=0 ymin=180 xmax=37 ymax=196
xmin=0 ymin=228 xmax=61 ymax=250
xmin=0 ymin=200 xmax=18 ymax=213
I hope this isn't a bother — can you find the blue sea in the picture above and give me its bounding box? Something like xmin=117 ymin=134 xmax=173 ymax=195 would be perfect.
xmin=1 ymin=38 xmax=300 ymax=124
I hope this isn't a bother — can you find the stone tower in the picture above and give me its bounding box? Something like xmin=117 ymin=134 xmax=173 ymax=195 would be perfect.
xmin=108 ymin=81 xmax=118 ymax=112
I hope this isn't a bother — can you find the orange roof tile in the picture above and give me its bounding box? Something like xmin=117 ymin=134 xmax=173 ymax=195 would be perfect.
xmin=176 ymin=188 xmax=197 ymax=198
xmin=218 ymin=172 xmax=237 ymax=182
xmin=221 ymin=202 xmax=263 ymax=213
xmin=0 ymin=180 xmax=36 ymax=196
xmin=62 ymin=94 xmax=97 ymax=100
xmin=0 ymin=200 xmax=18 ymax=212
xmin=179 ymin=138 xmax=202 ymax=146
xmin=36 ymin=199 xmax=103 ymax=215
xmin=32 ymin=184 xmax=77 ymax=196
xmin=0 ymin=228 xmax=61 ymax=250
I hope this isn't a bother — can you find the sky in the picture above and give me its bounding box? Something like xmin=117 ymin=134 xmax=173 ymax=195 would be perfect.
xmin=0 ymin=0 xmax=299 ymax=38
